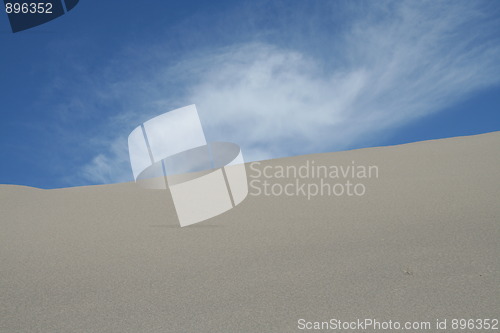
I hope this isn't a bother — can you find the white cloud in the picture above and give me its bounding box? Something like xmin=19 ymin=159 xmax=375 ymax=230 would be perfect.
xmin=183 ymin=3 xmax=500 ymax=160
xmin=77 ymin=138 xmax=131 ymax=185
xmin=69 ymin=1 xmax=500 ymax=185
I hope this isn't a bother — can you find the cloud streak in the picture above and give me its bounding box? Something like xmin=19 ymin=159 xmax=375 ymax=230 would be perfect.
xmin=54 ymin=1 xmax=500 ymax=186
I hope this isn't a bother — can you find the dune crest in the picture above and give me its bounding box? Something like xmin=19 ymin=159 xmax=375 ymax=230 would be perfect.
xmin=1 ymin=132 xmax=499 ymax=332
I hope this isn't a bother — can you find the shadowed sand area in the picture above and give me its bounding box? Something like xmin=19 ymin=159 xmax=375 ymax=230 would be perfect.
xmin=1 ymin=132 xmax=499 ymax=332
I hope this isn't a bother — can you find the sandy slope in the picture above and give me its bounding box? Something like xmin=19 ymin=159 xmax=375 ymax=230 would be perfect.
xmin=1 ymin=132 xmax=499 ymax=332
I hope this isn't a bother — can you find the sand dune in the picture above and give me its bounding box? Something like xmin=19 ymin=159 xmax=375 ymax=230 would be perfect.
xmin=1 ymin=132 xmax=499 ymax=332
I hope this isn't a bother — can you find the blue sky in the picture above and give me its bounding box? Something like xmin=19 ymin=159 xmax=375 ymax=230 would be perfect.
xmin=1 ymin=0 xmax=499 ymax=189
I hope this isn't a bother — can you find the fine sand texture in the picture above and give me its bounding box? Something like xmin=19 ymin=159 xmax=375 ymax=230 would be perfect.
xmin=1 ymin=132 xmax=499 ymax=332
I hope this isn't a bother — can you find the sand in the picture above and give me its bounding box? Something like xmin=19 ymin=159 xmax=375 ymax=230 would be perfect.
xmin=1 ymin=132 xmax=499 ymax=332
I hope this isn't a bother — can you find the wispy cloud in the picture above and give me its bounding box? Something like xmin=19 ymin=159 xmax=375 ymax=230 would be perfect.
xmin=52 ymin=1 xmax=500 ymax=186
